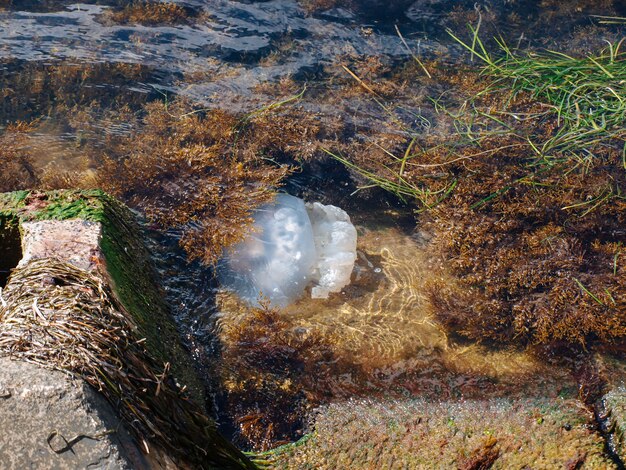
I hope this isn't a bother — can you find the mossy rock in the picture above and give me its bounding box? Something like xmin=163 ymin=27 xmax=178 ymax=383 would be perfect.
xmin=0 ymin=189 xmax=203 ymax=401
xmin=266 ymin=397 xmax=614 ymax=469
xmin=0 ymin=189 xmax=256 ymax=469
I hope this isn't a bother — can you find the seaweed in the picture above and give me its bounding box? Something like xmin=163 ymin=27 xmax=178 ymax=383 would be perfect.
xmin=214 ymin=298 xmax=343 ymax=451
xmin=0 ymin=122 xmax=39 ymax=193
xmin=333 ymin=39 xmax=626 ymax=347
xmin=0 ymin=56 xmax=344 ymax=267
xmin=458 ymin=436 xmax=500 ymax=470
xmin=422 ymin=38 xmax=626 ymax=347
xmin=96 ymin=99 xmax=291 ymax=266
xmin=103 ymin=1 xmax=203 ymax=26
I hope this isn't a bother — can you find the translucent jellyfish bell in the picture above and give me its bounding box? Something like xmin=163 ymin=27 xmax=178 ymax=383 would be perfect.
xmin=306 ymin=202 xmax=358 ymax=299
xmin=217 ymin=194 xmax=317 ymax=307
xmin=218 ymin=193 xmax=358 ymax=307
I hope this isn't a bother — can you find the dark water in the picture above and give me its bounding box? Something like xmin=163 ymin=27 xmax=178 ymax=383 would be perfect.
xmin=2 ymin=0 xmax=625 ymax=451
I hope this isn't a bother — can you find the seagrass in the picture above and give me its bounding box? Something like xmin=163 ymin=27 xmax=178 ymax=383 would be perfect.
xmin=0 ymin=258 xmax=254 ymax=470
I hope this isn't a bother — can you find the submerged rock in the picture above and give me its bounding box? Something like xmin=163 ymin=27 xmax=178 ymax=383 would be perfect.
xmin=218 ymin=193 xmax=357 ymax=307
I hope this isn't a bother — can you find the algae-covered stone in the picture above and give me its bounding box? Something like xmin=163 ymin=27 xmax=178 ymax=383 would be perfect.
xmin=0 ymin=189 xmax=254 ymax=469
xmin=0 ymin=189 xmax=202 ymax=400
xmin=267 ymin=397 xmax=614 ymax=469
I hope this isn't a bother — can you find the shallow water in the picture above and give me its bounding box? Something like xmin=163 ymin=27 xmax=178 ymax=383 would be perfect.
xmin=0 ymin=1 xmax=436 ymax=108
xmin=218 ymin=221 xmax=561 ymax=381
xmin=2 ymin=0 xmax=625 ymax=451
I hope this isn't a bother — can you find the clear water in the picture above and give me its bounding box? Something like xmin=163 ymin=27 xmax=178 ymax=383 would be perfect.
xmin=1 ymin=0 xmax=625 ymax=451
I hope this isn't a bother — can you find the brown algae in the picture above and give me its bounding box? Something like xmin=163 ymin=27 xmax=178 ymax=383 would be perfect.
xmin=102 ymin=1 xmax=202 ymax=26
xmin=333 ymin=42 xmax=626 ymax=347
xmin=214 ymin=226 xmax=578 ymax=450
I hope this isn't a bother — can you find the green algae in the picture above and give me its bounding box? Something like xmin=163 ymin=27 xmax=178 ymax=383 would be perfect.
xmin=32 ymin=193 xmax=104 ymax=221
xmin=98 ymin=194 xmax=207 ymax=402
xmin=0 ymin=190 xmax=28 ymax=217
xmin=0 ymin=189 xmax=104 ymax=221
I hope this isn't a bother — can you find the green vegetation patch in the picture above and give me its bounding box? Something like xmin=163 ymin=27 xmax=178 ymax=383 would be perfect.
xmin=451 ymin=31 xmax=626 ymax=165
xmin=0 ymin=189 xmax=105 ymax=221
xmin=29 ymin=190 xmax=106 ymax=221
xmin=0 ymin=190 xmax=28 ymax=217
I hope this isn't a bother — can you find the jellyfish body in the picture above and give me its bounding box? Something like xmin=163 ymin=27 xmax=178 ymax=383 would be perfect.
xmin=218 ymin=194 xmax=317 ymax=307
xmin=218 ymin=194 xmax=357 ymax=307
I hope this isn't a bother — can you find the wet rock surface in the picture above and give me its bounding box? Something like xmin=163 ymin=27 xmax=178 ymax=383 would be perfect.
xmin=0 ymin=356 xmax=144 ymax=470
xmin=19 ymin=219 xmax=102 ymax=272
xmin=0 ymin=0 xmax=432 ymax=108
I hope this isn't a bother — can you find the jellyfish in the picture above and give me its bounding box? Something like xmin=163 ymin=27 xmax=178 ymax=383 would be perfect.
xmin=218 ymin=193 xmax=357 ymax=307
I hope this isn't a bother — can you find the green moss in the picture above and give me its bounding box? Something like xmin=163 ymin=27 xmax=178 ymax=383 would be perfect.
xmin=0 ymin=190 xmax=28 ymax=216
xmin=0 ymin=189 xmax=105 ymax=221
xmin=31 ymin=191 xmax=105 ymax=222
xmin=97 ymin=194 xmax=205 ymax=402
